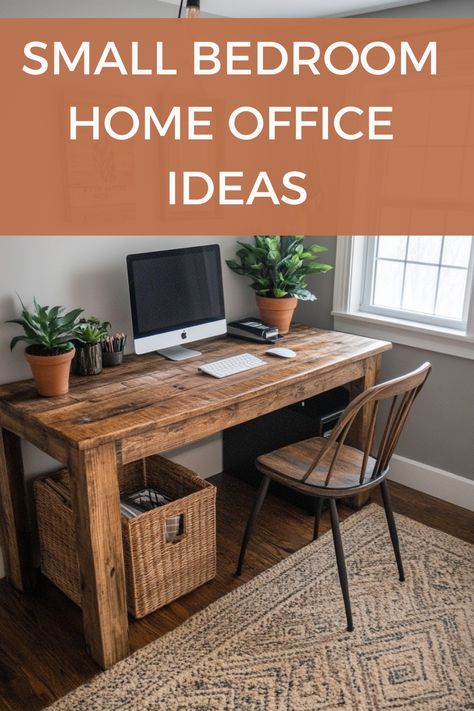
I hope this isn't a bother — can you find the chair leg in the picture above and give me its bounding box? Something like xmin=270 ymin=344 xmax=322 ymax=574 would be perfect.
xmin=313 ymin=497 xmax=324 ymax=541
xmin=380 ymin=479 xmax=405 ymax=582
xmin=329 ymin=499 xmax=354 ymax=632
xmin=235 ymin=475 xmax=271 ymax=577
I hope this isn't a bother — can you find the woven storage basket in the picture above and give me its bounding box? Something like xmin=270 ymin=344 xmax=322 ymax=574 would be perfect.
xmin=34 ymin=455 xmax=216 ymax=618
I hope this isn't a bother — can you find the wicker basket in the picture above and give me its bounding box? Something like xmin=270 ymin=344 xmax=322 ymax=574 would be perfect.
xmin=34 ymin=455 xmax=216 ymax=618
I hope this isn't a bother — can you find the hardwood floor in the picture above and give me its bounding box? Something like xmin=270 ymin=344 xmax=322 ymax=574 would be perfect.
xmin=0 ymin=474 xmax=472 ymax=711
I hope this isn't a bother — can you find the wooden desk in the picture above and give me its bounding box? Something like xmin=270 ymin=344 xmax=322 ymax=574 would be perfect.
xmin=0 ymin=326 xmax=391 ymax=669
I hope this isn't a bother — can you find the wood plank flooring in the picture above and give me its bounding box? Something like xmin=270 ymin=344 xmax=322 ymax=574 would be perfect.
xmin=0 ymin=474 xmax=472 ymax=711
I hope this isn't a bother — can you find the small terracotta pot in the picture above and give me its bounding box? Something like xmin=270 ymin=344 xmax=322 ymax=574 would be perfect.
xmin=256 ymin=295 xmax=298 ymax=335
xmin=25 ymin=347 xmax=75 ymax=397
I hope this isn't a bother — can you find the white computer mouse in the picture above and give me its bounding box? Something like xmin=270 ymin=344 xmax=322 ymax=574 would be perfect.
xmin=266 ymin=347 xmax=296 ymax=358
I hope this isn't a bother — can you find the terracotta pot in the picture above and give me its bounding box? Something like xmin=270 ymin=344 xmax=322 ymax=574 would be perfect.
xmin=256 ymin=295 xmax=298 ymax=335
xmin=25 ymin=347 xmax=75 ymax=397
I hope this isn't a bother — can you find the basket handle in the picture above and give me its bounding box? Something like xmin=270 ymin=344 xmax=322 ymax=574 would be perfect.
xmin=165 ymin=513 xmax=185 ymax=544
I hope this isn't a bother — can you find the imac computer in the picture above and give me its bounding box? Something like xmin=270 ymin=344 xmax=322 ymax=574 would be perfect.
xmin=127 ymin=244 xmax=227 ymax=361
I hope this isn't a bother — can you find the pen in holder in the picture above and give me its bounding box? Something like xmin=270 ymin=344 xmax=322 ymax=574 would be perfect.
xmin=102 ymin=333 xmax=127 ymax=367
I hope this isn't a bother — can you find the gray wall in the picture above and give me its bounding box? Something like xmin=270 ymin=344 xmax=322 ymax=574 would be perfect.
xmin=297 ymin=237 xmax=337 ymax=331
xmin=299 ymin=237 xmax=474 ymax=482
xmin=354 ymin=0 xmax=474 ymax=482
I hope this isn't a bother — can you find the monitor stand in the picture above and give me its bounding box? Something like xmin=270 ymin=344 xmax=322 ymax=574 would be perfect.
xmin=156 ymin=346 xmax=202 ymax=361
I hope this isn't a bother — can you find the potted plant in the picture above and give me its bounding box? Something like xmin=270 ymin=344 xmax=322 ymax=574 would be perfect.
xmin=7 ymin=298 xmax=83 ymax=397
xmin=226 ymin=236 xmax=333 ymax=334
xmin=73 ymin=317 xmax=111 ymax=376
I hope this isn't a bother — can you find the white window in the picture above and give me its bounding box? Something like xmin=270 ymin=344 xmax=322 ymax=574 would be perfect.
xmin=332 ymin=236 xmax=474 ymax=360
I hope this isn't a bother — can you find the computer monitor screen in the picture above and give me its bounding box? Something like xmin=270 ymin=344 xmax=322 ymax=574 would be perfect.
xmin=127 ymin=245 xmax=226 ymax=358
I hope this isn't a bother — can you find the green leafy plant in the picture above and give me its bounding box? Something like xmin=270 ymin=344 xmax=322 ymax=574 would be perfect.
xmin=76 ymin=317 xmax=111 ymax=346
xmin=226 ymin=236 xmax=332 ymax=301
xmin=7 ymin=298 xmax=84 ymax=356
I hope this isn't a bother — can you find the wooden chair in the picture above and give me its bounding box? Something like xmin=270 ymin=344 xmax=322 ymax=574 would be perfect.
xmin=236 ymin=362 xmax=432 ymax=632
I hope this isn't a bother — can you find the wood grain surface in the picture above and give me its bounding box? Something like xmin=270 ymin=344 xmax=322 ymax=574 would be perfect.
xmin=0 ymin=326 xmax=391 ymax=459
xmin=0 ymin=325 xmax=391 ymax=670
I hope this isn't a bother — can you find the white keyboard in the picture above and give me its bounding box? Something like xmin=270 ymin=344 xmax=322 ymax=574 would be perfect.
xmin=199 ymin=353 xmax=267 ymax=379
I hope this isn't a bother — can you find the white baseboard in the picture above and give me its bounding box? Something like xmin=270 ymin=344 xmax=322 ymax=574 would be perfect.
xmin=389 ymin=454 xmax=474 ymax=512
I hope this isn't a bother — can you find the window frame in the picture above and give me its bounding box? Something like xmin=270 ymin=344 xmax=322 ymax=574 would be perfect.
xmin=360 ymin=236 xmax=474 ymax=331
xmin=332 ymin=236 xmax=474 ymax=361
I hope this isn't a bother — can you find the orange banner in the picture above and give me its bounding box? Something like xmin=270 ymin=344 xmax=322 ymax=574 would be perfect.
xmin=0 ymin=18 xmax=473 ymax=235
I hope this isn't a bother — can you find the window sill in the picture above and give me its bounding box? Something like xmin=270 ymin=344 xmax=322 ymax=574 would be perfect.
xmin=332 ymin=310 xmax=474 ymax=360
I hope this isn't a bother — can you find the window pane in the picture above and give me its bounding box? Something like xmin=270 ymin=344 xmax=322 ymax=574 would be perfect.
xmin=402 ymin=263 xmax=438 ymax=313
xmin=377 ymin=236 xmax=407 ymax=260
xmin=363 ymin=235 xmax=472 ymax=328
xmin=435 ymin=267 xmax=467 ymax=320
xmin=407 ymin=236 xmax=442 ymax=264
xmin=442 ymin=236 xmax=472 ymax=267
xmin=373 ymin=260 xmax=404 ymax=308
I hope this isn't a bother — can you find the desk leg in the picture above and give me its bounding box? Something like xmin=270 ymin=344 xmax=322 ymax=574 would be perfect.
xmin=0 ymin=428 xmax=32 ymax=591
xmin=346 ymin=354 xmax=381 ymax=510
xmin=69 ymin=443 xmax=129 ymax=669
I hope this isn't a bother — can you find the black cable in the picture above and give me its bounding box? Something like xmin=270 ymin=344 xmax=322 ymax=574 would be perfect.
xmin=178 ymin=0 xmax=185 ymax=17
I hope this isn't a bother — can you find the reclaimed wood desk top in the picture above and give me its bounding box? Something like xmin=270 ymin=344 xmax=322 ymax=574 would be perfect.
xmin=0 ymin=326 xmax=391 ymax=463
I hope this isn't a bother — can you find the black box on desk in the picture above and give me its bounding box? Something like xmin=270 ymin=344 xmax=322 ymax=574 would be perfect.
xmin=223 ymin=388 xmax=349 ymax=513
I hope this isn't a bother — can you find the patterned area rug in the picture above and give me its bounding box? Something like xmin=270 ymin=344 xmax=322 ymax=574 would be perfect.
xmin=49 ymin=504 xmax=474 ymax=710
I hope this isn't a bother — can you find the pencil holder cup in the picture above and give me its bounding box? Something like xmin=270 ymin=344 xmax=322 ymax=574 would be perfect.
xmin=102 ymin=351 xmax=123 ymax=367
